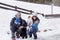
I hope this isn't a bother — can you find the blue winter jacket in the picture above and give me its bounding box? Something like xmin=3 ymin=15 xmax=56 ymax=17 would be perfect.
xmin=10 ymin=17 xmax=27 ymax=28
xmin=15 ymin=17 xmax=22 ymax=25
xmin=32 ymin=19 xmax=40 ymax=31
xmin=10 ymin=17 xmax=22 ymax=28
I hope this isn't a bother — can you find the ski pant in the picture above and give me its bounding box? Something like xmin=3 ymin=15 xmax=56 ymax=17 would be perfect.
xmin=10 ymin=26 xmax=19 ymax=38
xmin=29 ymin=28 xmax=37 ymax=38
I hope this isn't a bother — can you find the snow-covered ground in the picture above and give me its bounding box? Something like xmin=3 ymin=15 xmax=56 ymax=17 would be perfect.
xmin=0 ymin=0 xmax=60 ymax=40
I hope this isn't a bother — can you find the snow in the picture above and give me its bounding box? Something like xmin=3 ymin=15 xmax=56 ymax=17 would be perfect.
xmin=0 ymin=0 xmax=60 ymax=40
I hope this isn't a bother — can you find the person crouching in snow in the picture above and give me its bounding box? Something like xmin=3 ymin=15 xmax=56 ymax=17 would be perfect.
xmin=10 ymin=12 xmax=23 ymax=40
xmin=29 ymin=15 xmax=40 ymax=39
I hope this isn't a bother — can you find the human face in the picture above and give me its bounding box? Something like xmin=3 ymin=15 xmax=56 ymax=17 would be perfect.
xmin=16 ymin=13 xmax=21 ymax=18
xmin=33 ymin=16 xmax=36 ymax=20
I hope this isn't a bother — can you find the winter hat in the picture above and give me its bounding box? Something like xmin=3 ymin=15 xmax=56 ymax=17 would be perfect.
xmin=15 ymin=12 xmax=21 ymax=17
xmin=32 ymin=12 xmax=37 ymax=16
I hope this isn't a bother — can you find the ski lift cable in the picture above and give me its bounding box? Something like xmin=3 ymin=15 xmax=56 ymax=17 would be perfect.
xmin=0 ymin=2 xmax=44 ymax=16
xmin=0 ymin=6 xmax=60 ymax=19
xmin=0 ymin=2 xmax=33 ymax=13
xmin=0 ymin=6 xmax=44 ymax=17
xmin=0 ymin=6 xmax=32 ymax=14
xmin=1 ymin=2 xmax=60 ymax=19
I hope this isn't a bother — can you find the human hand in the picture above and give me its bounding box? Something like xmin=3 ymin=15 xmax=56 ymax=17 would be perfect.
xmin=19 ymin=26 xmax=23 ymax=30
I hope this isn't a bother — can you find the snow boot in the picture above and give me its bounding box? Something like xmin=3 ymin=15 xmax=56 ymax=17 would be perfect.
xmin=29 ymin=34 xmax=32 ymax=38
xmin=25 ymin=35 xmax=27 ymax=39
xmin=34 ymin=37 xmax=37 ymax=39
xmin=34 ymin=34 xmax=37 ymax=39
xmin=22 ymin=36 xmax=24 ymax=39
xmin=16 ymin=32 xmax=20 ymax=38
xmin=17 ymin=35 xmax=20 ymax=38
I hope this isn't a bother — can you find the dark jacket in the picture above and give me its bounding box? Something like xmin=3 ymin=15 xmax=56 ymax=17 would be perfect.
xmin=10 ymin=17 xmax=27 ymax=28
xmin=10 ymin=17 xmax=22 ymax=28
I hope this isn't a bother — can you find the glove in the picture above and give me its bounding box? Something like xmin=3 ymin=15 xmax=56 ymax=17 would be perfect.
xmin=19 ymin=26 xmax=23 ymax=30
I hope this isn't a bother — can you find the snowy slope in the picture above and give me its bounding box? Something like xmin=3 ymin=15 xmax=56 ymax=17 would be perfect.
xmin=0 ymin=9 xmax=60 ymax=40
xmin=0 ymin=0 xmax=60 ymax=40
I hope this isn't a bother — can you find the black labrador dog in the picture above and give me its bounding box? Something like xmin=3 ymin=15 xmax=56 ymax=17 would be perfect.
xmin=16 ymin=20 xmax=27 ymax=39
